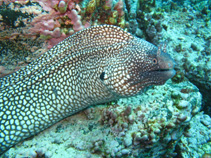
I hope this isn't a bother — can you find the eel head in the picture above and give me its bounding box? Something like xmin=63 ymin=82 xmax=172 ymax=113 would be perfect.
xmin=102 ymin=38 xmax=176 ymax=97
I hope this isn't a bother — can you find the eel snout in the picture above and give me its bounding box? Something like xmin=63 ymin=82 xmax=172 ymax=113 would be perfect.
xmin=149 ymin=49 xmax=176 ymax=84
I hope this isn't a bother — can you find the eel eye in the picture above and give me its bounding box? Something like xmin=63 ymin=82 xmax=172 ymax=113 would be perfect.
xmin=152 ymin=58 xmax=157 ymax=64
xmin=100 ymin=72 xmax=105 ymax=81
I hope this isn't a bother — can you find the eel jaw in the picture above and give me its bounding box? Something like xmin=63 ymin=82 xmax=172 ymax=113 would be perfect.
xmin=151 ymin=68 xmax=176 ymax=85
xmin=127 ymin=68 xmax=176 ymax=92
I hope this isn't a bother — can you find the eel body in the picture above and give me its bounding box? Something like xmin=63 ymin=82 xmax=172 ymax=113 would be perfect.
xmin=0 ymin=25 xmax=175 ymax=155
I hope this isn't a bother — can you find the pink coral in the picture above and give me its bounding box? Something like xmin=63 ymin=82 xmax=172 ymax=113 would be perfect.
xmin=30 ymin=16 xmax=61 ymax=34
xmin=37 ymin=0 xmax=59 ymax=12
xmin=67 ymin=9 xmax=84 ymax=31
xmin=27 ymin=0 xmax=84 ymax=48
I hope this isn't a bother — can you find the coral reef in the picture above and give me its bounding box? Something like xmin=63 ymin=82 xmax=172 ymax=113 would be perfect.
xmin=0 ymin=0 xmax=126 ymax=49
xmin=29 ymin=0 xmax=85 ymax=48
xmin=1 ymin=0 xmax=211 ymax=157
xmin=80 ymin=0 xmax=125 ymax=28
xmin=2 ymin=79 xmax=203 ymax=158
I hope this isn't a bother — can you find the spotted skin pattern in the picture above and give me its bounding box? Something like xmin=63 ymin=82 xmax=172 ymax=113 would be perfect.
xmin=0 ymin=25 xmax=175 ymax=155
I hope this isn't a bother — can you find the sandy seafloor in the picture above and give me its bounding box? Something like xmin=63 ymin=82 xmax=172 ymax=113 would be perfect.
xmin=0 ymin=0 xmax=211 ymax=157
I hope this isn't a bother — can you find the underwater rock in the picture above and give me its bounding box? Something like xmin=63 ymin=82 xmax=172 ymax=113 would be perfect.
xmin=156 ymin=0 xmax=211 ymax=116
xmin=179 ymin=112 xmax=211 ymax=157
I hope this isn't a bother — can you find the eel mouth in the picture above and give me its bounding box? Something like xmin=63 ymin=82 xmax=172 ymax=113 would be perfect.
xmin=128 ymin=68 xmax=176 ymax=89
xmin=151 ymin=68 xmax=176 ymax=81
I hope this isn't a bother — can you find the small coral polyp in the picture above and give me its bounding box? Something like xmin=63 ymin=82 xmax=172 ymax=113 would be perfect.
xmin=58 ymin=0 xmax=67 ymax=13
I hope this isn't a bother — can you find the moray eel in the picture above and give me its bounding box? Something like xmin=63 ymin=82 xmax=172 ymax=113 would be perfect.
xmin=0 ymin=25 xmax=175 ymax=155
